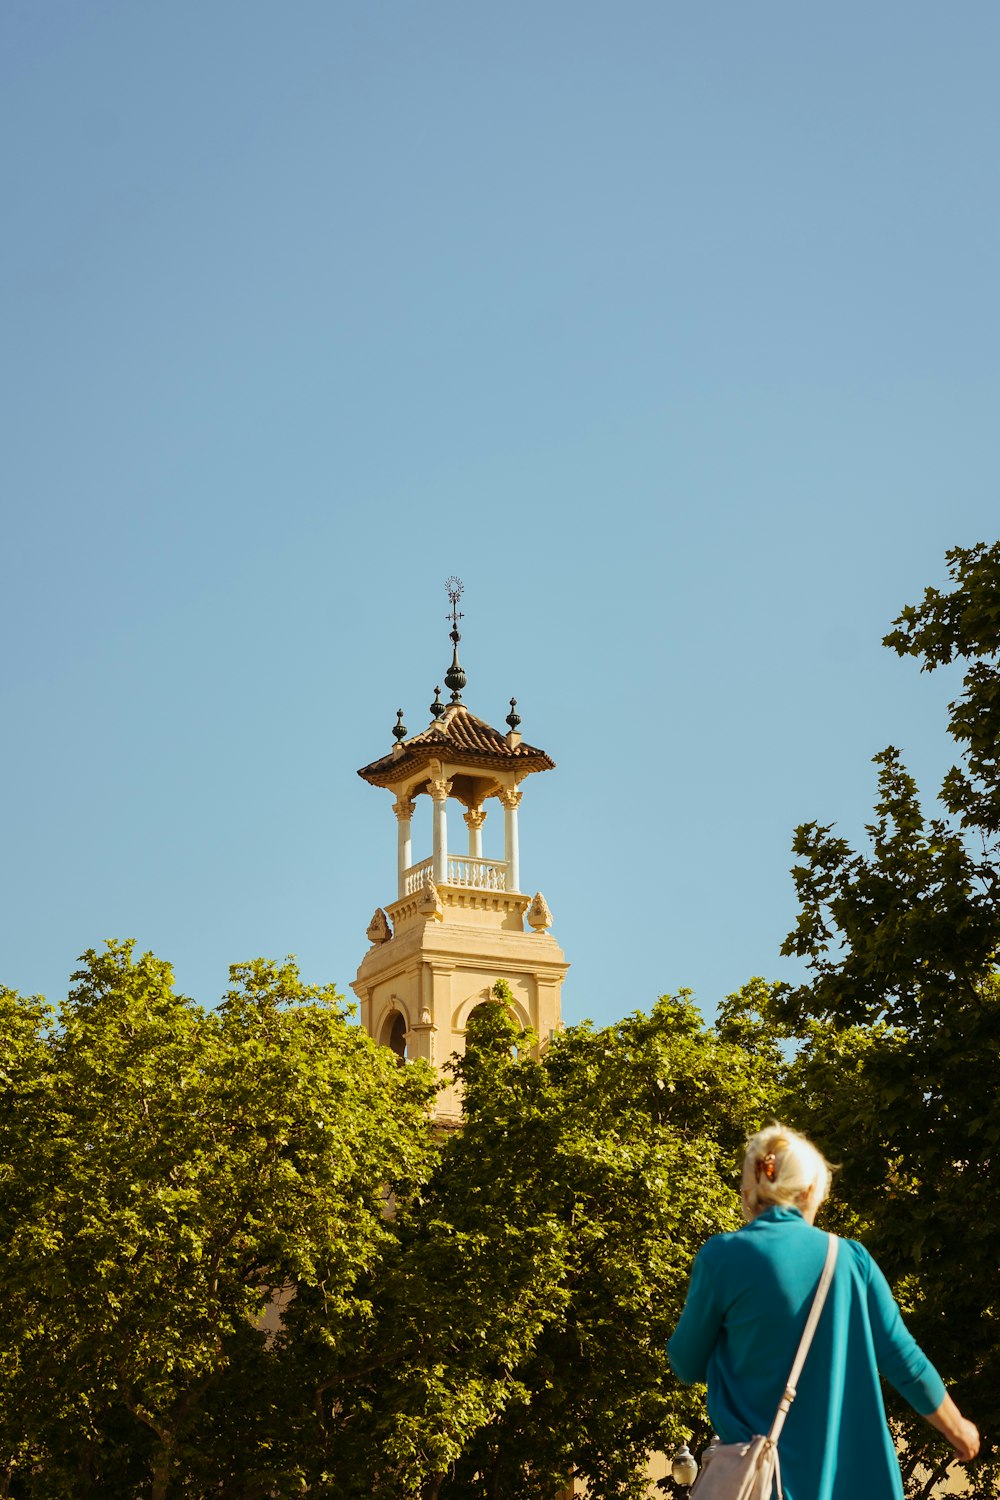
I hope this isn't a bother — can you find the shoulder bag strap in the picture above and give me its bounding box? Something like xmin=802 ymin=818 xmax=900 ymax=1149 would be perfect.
xmin=766 ymin=1233 xmax=839 ymax=1448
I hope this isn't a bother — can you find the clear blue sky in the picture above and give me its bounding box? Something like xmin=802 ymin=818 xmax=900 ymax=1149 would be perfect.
xmin=3 ymin=2 xmax=997 ymax=1029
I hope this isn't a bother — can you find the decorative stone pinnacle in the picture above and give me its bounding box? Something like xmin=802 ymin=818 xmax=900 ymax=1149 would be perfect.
xmin=418 ymin=876 xmax=444 ymax=921
xmin=366 ymin=908 xmax=393 ymax=945
xmin=392 ymin=709 xmax=407 ymax=743
xmin=526 ymin=891 xmax=553 ymax=932
xmin=506 ymin=697 xmax=521 ymax=731
xmin=429 ymin=686 xmax=444 ymax=720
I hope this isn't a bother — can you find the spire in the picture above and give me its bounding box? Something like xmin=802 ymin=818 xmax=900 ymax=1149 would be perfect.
xmin=443 ymin=575 xmax=467 ymax=703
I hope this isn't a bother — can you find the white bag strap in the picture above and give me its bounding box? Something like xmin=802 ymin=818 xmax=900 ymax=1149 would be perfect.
xmin=766 ymin=1234 xmax=838 ymax=1448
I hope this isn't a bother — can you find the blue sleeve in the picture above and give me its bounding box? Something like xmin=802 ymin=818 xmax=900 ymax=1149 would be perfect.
xmin=668 ymin=1242 xmax=725 ymax=1385
xmin=861 ymin=1247 xmax=946 ymax=1417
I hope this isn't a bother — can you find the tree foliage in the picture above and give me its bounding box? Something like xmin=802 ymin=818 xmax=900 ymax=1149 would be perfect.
xmin=0 ymin=943 xmax=435 ymax=1499
xmin=241 ymin=985 xmax=780 ymax=1499
xmin=0 ymin=958 xmax=780 ymax=1499
xmin=766 ymin=542 xmax=1000 ymax=1499
xmin=885 ymin=539 xmax=1000 ymax=837
xmin=368 ymin=987 xmax=777 ymax=1500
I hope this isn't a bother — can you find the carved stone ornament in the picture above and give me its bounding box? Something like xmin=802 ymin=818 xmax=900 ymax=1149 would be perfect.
xmin=526 ymin=891 xmax=553 ymax=932
xmin=418 ymin=877 xmax=444 ymax=920
xmin=366 ymin=908 xmax=393 ymax=945
xmin=463 ymin=807 xmax=487 ymax=831
xmin=418 ymin=1007 xmax=432 ymax=1026
xmin=497 ymin=787 xmax=523 ymax=811
xmin=428 ymin=777 xmax=452 ymax=802
xmin=392 ymin=796 xmax=416 ymax=822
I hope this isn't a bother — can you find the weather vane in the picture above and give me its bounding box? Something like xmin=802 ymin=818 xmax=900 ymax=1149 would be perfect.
xmin=443 ymin=576 xmax=467 ymax=703
xmin=445 ymin=575 xmax=464 ymax=632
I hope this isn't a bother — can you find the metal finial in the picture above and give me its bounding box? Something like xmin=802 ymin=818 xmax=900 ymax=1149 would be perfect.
xmin=506 ymin=697 xmax=521 ymax=731
xmin=392 ymin=709 xmax=407 ymax=743
xmin=445 ymin=576 xmax=464 ymax=630
xmin=445 ymin=650 xmax=467 ymax=702
xmin=443 ymin=576 xmax=467 ymax=702
xmin=429 ymin=686 xmax=444 ymax=720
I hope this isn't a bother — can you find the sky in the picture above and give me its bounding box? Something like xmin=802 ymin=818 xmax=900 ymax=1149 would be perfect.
xmin=3 ymin=2 xmax=997 ymax=1031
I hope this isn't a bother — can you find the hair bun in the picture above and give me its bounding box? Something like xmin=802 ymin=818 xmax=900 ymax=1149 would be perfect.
xmin=742 ymin=1125 xmax=834 ymax=1216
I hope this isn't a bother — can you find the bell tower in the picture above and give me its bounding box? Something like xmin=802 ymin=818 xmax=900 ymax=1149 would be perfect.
xmin=352 ymin=579 xmax=569 ymax=1122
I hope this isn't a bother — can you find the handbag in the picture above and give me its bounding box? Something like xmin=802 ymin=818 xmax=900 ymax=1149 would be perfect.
xmin=687 ymin=1233 xmax=839 ymax=1500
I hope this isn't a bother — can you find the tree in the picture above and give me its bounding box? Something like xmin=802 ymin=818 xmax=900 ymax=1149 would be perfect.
xmin=886 ymin=539 xmax=1000 ymax=838
xmin=769 ymin=543 xmax=1000 ymax=1498
xmin=340 ymin=985 xmax=782 ymax=1500
xmin=0 ymin=942 xmax=435 ymax=1499
xmin=1 ymin=959 xmax=783 ymax=1499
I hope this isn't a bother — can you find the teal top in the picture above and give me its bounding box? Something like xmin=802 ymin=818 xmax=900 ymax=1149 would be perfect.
xmin=668 ymin=1207 xmax=946 ymax=1500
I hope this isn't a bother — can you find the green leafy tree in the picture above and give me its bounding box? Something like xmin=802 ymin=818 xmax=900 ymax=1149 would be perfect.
xmin=1 ymin=951 xmax=784 ymax=1499
xmin=0 ymin=943 xmax=435 ymax=1500
xmin=769 ymin=543 xmax=1000 ymax=1498
xmin=338 ymin=984 xmax=782 ymax=1500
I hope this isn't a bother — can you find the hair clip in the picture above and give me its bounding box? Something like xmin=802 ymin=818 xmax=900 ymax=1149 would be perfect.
xmin=755 ymin=1152 xmax=777 ymax=1183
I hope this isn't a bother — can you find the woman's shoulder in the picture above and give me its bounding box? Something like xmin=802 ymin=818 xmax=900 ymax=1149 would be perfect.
xmin=694 ymin=1222 xmax=881 ymax=1277
xmin=834 ymin=1233 xmax=878 ymax=1278
xmin=692 ymin=1223 xmax=769 ymax=1275
xmin=695 ymin=1225 xmax=746 ymax=1261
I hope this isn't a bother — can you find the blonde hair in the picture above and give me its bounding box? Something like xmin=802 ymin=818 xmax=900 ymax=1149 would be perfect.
xmin=741 ymin=1124 xmax=834 ymax=1217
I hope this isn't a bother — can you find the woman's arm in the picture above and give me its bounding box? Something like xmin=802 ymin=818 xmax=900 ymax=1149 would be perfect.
xmin=668 ymin=1245 xmax=725 ymax=1385
xmin=861 ymin=1247 xmax=979 ymax=1462
xmin=862 ymin=1250 xmax=945 ymax=1415
xmin=923 ymin=1393 xmax=980 ymax=1464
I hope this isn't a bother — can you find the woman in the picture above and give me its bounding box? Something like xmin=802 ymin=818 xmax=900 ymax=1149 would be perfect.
xmin=668 ymin=1125 xmax=979 ymax=1499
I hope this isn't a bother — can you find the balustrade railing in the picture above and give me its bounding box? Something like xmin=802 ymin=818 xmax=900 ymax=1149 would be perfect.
xmin=403 ymin=858 xmax=433 ymax=896
xmin=447 ymin=856 xmax=507 ymax=891
xmin=402 ymin=855 xmax=507 ymax=895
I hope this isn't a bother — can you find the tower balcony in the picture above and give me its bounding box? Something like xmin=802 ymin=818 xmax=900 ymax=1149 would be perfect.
xmin=402 ymin=855 xmax=509 ymax=896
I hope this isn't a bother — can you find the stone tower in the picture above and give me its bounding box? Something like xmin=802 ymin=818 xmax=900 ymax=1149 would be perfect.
xmin=352 ymin=582 xmax=568 ymax=1122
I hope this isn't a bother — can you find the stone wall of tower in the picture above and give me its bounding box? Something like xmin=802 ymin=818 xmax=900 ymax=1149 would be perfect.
xmin=353 ymin=882 xmax=567 ymax=1123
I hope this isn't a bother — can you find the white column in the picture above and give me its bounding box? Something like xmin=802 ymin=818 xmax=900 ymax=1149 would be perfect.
xmin=393 ymin=797 xmax=414 ymax=900
xmin=501 ymin=789 xmax=522 ymax=893
xmin=464 ymin=807 xmax=486 ymax=859
xmin=431 ymin=780 xmax=450 ymax=884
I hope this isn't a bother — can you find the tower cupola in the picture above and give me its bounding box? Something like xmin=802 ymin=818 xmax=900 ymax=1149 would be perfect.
xmin=352 ymin=581 xmax=568 ymax=1122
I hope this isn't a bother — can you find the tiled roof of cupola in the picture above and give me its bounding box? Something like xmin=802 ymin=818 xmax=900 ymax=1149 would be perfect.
xmin=358 ymin=702 xmax=554 ymax=789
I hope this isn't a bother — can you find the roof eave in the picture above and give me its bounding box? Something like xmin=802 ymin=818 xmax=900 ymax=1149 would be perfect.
xmin=357 ymin=745 xmax=555 ymax=788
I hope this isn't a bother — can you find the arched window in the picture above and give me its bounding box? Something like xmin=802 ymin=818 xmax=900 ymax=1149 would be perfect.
xmin=380 ymin=1011 xmax=407 ymax=1062
xmin=465 ymin=1000 xmax=519 ymax=1058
